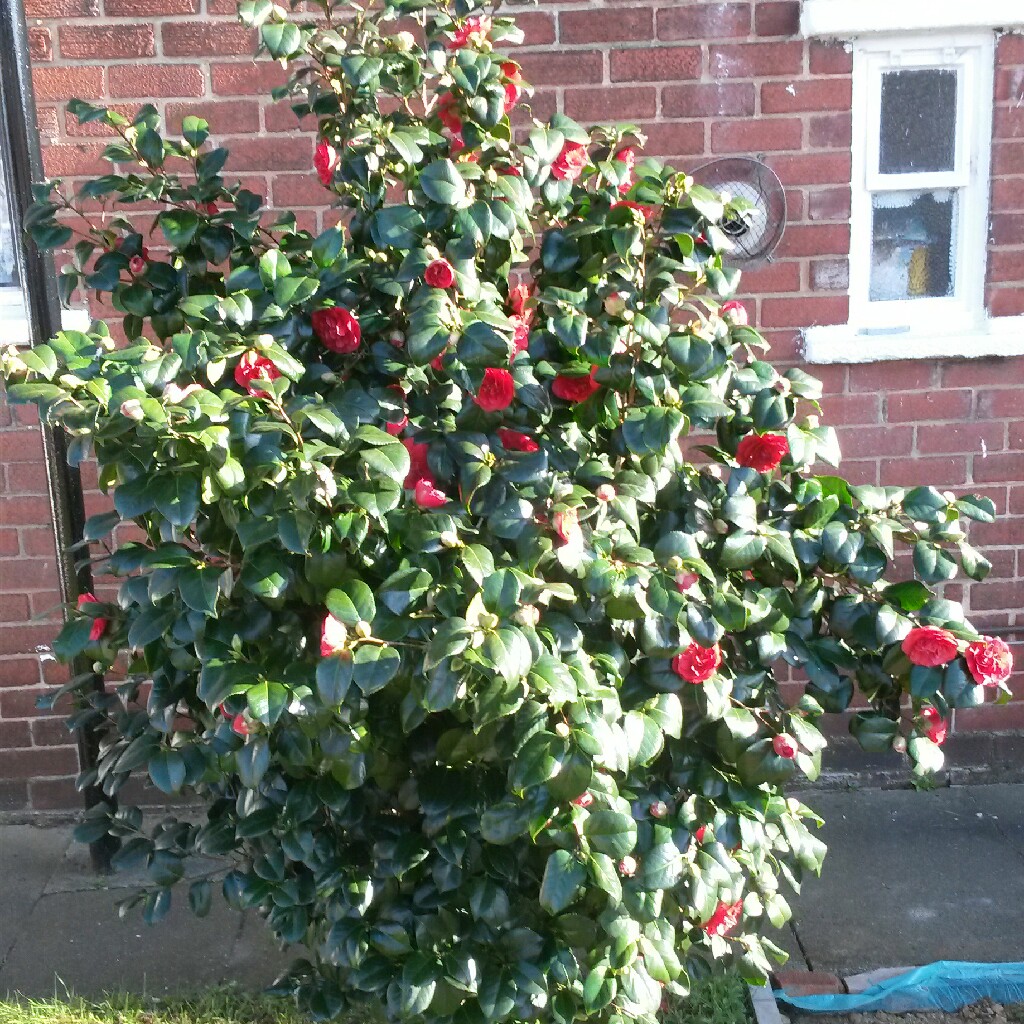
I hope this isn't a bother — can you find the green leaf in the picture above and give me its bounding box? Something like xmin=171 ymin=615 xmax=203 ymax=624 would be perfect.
xmin=720 ymin=532 xmax=766 ymax=569
xmin=149 ymin=748 xmax=186 ymax=795
xmin=352 ymin=645 xmax=401 ymax=695
xmin=621 ymin=407 xmax=686 ymax=457
xmin=913 ymin=542 xmax=958 ymax=584
xmin=883 ymin=580 xmax=931 ymax=612
xmin=954 ymin=494 xmax=996 ymax=523
xmin=159 ymin=210 xmax=200 ymax=249
xmin=152 ymin=475 xmax=200 ymax=529
xmin=316 ymin=653 xmax=353 ymax=706
xmin=539 ymin=850 xmax=586 ymax=914
xmin=261 ymin=21 xmax=302 ymax=58
xmin=903 ymin=486 xmax=947 ymax=523
xmin=419 ymin=160 xmax=466 ymax=206
xmin=247 ymin=679 xmax=288 ymax=725
xmin=326 ymin=580 xmax=376 ymax=626
xmin=584 ymin=810 xmax=637 ymax=859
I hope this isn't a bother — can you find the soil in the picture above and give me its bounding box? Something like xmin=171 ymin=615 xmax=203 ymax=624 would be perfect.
xmin=793 ymin=999 xmax=1024 ymax=1024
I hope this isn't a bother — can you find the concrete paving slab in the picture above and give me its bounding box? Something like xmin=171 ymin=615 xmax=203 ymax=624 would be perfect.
xmin=790 ymin=785 xmax=1024 ymax=973
xmin=0 ymin=887 xmax=246 ymax=999
xmin=228 ymin=915 xmax=291 ymax=990
xmin=0 ymin=826 xmax=72 ymax=969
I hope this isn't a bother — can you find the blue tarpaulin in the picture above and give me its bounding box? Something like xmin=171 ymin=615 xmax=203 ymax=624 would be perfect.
xmin=775 ymin=961 xmax=1024 ymax=1014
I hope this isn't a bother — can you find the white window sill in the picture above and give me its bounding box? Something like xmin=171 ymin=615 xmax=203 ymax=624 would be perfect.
xmin=801 ymin=0 xmax=1024 ymax=37
xmin=2 ymin=306 xmax=92 ymax=347
xmin=802 ymin=316 xmax=1024 ymax=363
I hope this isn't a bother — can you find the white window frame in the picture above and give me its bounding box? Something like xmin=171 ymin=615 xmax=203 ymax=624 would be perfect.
xmin=803 ymin=26 xmax=1024 ymax=363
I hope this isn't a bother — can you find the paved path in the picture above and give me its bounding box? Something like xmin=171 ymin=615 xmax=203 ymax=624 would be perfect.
xmin=1 ymin=784 xmax=1022 ymax=999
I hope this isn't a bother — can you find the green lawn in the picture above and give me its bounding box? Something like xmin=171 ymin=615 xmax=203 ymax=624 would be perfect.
xmin=0 ymin=977 xmax=753 ymax=1024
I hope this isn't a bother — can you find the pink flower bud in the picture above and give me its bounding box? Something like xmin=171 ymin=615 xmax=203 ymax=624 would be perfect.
xmin=618 ymin=855 xmax=637 ymax=876
xmin=231 ymin=714 xmax=249 ymax=737
xmin=595 ymin=484 xmax=616 ymax=502
xmin=604 ymin=292 xmax=627 ymax=317
xmin=388 ymin=330 xmax=405 ymax=348
xmin=129 ymin=255 xmax=147 ymax=275
xmin=649 ymin=801 xmax=668 ymax=818
xmin=720 ymin=300 xmax=748 ymax=327
xmin=773 ymin=733 xmax=798 ymax=759
xmin=572 ymin=791 xmax=593 ymax=808
xmin=120 ymin=399 xmax=144 ymax=421
xmin=675 ymin=571 xmax=699 ymax=594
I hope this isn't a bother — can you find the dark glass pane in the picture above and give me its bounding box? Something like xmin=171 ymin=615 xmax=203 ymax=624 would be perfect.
xmin=0 ymin=167 xmax=18 ymax=289
xmin=879 ymin=69 xmax=957 ymax=174
xmin=869 ymin=190 xmax=956 ymax=302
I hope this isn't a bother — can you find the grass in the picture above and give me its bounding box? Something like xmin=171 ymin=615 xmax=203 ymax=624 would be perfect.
xmin=0 ymin=977 xmax=753 ymax=1024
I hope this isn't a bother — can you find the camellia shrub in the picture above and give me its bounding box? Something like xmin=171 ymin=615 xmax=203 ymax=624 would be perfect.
xmin=2 ymin=0 xmax=1015 ymax=1020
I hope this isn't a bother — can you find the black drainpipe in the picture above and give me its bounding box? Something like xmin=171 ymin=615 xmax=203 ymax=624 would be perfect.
xmin=0 ymin=0 xmax=117 ymax=872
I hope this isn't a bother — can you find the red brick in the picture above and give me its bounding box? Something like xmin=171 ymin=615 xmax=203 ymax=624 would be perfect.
xmin=879 ymin=455 xmax=968 ymax=487
xmin=761 ymin=78 xmax=851 ymax=113
xmin=0 ymin=495 xmax=55 ymax=522
xmin=917 ymin=421 xmax=1006 ymax=455
xmin=24 ymin=0 xmax=93 ymax=13
xmin=21 ymin=529 xmax=58 ymax=558
xmin=60 ymin=25 xmax=154 ymax=59
xmin=28 ymin=778 xmax=80 ymax=811
xmin=0 ymin=659 xmax=43 ymax=689
xmin=769 ymin=152 xmax=851 ymax=185
xmin=162 ymin=23 xmax=256 ymax=57
xmin=809 ymin=112 xmax=852 ymax=149
xmin=106 ymin=0 xmax=198 ymax=12
xmin=0 ymin=780 xmax=29 ymax=812
xmin=988 ymin=288 xmax=1024 ymax=318
xmin=637 ymin=121 xmax=706 ymax=158
xmin=774 ymin=971 xmax=844 ymax=996
xmin=167 ymin=100 xmax=261 ymax=136
xmin=221 ymin=135 xmax=313 ymax=172
xmin=515 ymin=11 xmax=556 ymax=46
xmin=809 ymin=40 xmax=852 ymax=74
xmin=29 ymin=26 xmax=52 ymax=61
xmin=990 ymin=213 xmax=1024 ymax=247
xmin=0 ymin=624 xmax=60 ymax=657
xmin=270 ymin=172 xmax=333 ymax=210
xmin=0 ymin=594 xmax=31 ymax=624
xmin=711 ymin=117 xmax=803 ymax=154
xmin=820 ymin=392 xmax=882 ymax=425
xmin=990 ymin=177 xmax=1024 ymax=214
xmin=710 ymin=41 xmax=803 ymax=78
xmin=0 ymin=720 xmax=31 ymax=748
xmin=565 ymin=87 xmax=657 ymax=122
xmin=810 ymin=258 xmax=849 ymax=291
xmin=210 ymin=61 xmax=289 ymax=95
xmin=738 ymin=259 xmax=802 ymax=294
xmin=996 ymin=66 xmax=1024 ymax=104
xmin=970 ymin=578 xmax=1024 ymax=610
xmin=0 ymin=530 xmax=18 ymax=557
xmin=265 ymin=103 xmax=314 ymax=133
xmin=31 ymin=717 xmax=72 ymax=747
xmin=887 ymin=389 xmax=973 ymax=422
xmin=561 ymin=8 xmax=652 ymax=44
xmin=973 ymin=452 xmax=1024 ymax=485
xmin=0 ymin=688 xmax=50 ymax=719
xmin=760 ymin=295 xmax=847 ymax=328
xmin=109 ymin=63 xmax=205 ymax=99
xmin=36 ymin=107 xmax=60 ymax=140
xmin=956 ymin=700 xmax=1024 ymax=733
xmin=807 ymin=186 xmax=851 ymax=222
xmin=850 ymin=360 xmax=938 ymax=392
xmin=662 ymin=82 xmax=755 ymax=118
xmin=754 ymin=1 xmax=800 ymax=37
xmin=989 ymin=250 xmax=1024 ymax=285
xmin=776 ymin=223 xmax=851 ymax=257
xmin=32 ymin=66 xmax=104 ymax=102
xmin=519 ymin=51 xmax=604 ymax=87
xmin=0 ymin=746 xmax=79 ymax=778
xmin=657 ymin=3 xmax=751 ymax=41
xmin=610 ymin=46 xmax=702 ymax=83
xmin=998 ymin=33 xmax=1024 ymax=63
xmin=835 ymin=424 xmax=914 ymax=458
xmin=992 ymin=142 xmax=1024 ymax=177
xmin=977 ymin=389 xmax=1024 ymax=419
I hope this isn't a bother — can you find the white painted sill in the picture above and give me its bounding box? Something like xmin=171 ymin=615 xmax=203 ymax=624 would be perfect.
xmin=1 ymin=306 xmax=92 ymax=347
xmin=801 ymin=0 xmax=1024 ymax=37
xmin=802 ymin=315 xmax=1024 ymax=363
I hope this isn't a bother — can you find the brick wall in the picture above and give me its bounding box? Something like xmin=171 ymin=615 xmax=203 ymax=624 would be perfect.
xmin=1 ymin=0 xmax=1022 ymax=812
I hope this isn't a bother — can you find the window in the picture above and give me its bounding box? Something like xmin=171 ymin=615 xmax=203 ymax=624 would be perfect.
xmin=850 ymin=35 xmax=992 ymax=334
xmin=0 ymin=140 xmax=27 ymax=327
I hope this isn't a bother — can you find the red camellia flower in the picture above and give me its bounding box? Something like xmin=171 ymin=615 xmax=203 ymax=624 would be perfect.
xmin=403 ymin=437 xmax=433 ymax=489
xmin=508 ymin=283 xmax=532 ymax=319
xmin=552 ymin=508 xmax=581 ymax=546
xmin=231 ymin=714 xmax=250 ymax=738
xmin=77 ymin=593 xmax=108 ymax=642
xmin=448 ymin=14 xmax=491 ymax=49
xmin=314 ymin=141 xmax=340 ymax=186
xmin=234 ymin=350 xmax=281 ymax=396
xmin=129 ymin=254 xmax=147 ymax=275
xmin=902 ymin=626 xmax=959 ymax=667
xmin=671 ymin=640 xmax=722 ymax=684
xmin=675 ymin=571 xmax=700 ymax=594
xmin=694 ymin=825 xmax=707 ymax=844
xmin=735 ymin=432 xmax=789 ymax=473
xmin=424 ymin=258 xmax=456 ymax=289
xmin=552 ymin=367 xmax=600 ymax=403
xmin=615 ymin=146 xmax=637 ymax=193
xmin=415 ymin=479 xmax=449 ymax=509
xmin=964 ymin=636 xmax=1014 ymax=686
xmin=321 ymin=613 xmax=348 ymax=657
xmin=773 ymin=733 xmax=798 ymax=759
xmin=551 ymin=141 xmax=588 ymax=182
xmin=498 ymin=428 xmax=539 ymax=453
xmin=502 ymin=61 xmax=524 ymax=112
xmin=312 ymin=306 xmax=361 ymax=354
xmin=573 ymin=791 xmax=594 ymax=808
xmin=474 ymin=367 xmax=515 ymax=412
xmin=920 ymin=706 xmax=947 ymax=746
xmin=703 ymin=899 xmax=743 ymax=938
xmin=510 ymin=315 xmax=530 ymax=355
xmin=611 ymin=199 xmax=655 ymax=220
xmin=437 ymin=92 xmax=462 ymax=133
xmin=720 ymin=299 xmax=748 ymax=326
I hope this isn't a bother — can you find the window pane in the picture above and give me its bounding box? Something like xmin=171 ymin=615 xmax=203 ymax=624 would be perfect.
xmin=879 ymin=68 xmax=957 ymax=174
xmin=0 ymin=165 xmax=19 ymax=289
xmin=869 ymin=189 xmax=956 ymax=302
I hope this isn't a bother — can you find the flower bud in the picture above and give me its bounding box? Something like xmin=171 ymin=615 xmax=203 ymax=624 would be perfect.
xmin=618 ymin=855 xmax=637 ymax=877
xmin=388 ymin=330 xmax=405 ymax=348
xmin=772 ymin=733 xmax=798 ymax=759
xmin=805 ymin=414 xmax=820 ymax=428
xmin=120 ymin=399 xmax=144 ymax=421
xmin=713 ymin=519 xmax=729 ymax=534
xmin=774 ymin=376 xmax=792 ymax=396
xmin=554 ymin=721 xmax=571 ymax=739
xmin=439 ymin=530 xmax=461 ymax=548
xmin=129 ymin=255 xmax=147 ymax=275
xmin=393 ymin=30 xmax=415 ymax=51
xmin=604 ymin=292 xmax=627 ymax=317
xmin=665 ymin=556 xmax=684 ymax=571
xmin=479 ymin=611 xmax=500 ymax=631
xmin=893 ymin=735 xmax=908 ymax=754
xmin=649 ymin=801 xmax=669 ymax=818
xmin=514 ymin=604 xmax=540 ymax=627
xmin=572 ymin=791 xmax=593 ymax=808
xmin=675 ymin=571 xmax=699 ymax=594
xmin=942 ymin=491 xmax=957 ymax=503
xmin=355 ymin=620 xmax=373 ymax=639
xmin=595 ymin=484 xmax=616 ymax=502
